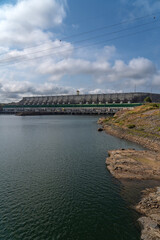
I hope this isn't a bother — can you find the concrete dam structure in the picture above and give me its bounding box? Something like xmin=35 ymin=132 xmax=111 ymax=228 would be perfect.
xmin=2 ymin=92 xmax=160 ymax=115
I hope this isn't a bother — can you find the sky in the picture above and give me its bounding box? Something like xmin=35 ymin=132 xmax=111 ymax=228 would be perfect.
xmin=0 ymin=0 xmax=160 ymax=102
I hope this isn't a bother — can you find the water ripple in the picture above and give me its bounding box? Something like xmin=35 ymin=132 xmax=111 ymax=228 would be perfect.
xmin=0 ymin=115 xmax=146 ymax=240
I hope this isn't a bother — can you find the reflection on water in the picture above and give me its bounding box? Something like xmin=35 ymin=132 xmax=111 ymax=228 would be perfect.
xmin=0 ymin=115 xmax=150 ymax=240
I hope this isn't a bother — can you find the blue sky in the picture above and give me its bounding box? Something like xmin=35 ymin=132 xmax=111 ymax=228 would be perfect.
xmin=0 ymin=0 xmax=160 ymax=102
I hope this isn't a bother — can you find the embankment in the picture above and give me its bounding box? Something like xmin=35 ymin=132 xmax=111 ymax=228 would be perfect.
xmin=99 ymin=103 xmax=160 ymax=239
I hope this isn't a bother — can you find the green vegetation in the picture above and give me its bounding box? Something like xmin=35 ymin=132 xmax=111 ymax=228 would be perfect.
xmin=138 ymin=127 xmax=145 ymax=131
xmin=103 ymin=117 xmax=111 ymax=123
xmin=150 ymin=103 xmax=158 ymax=107
xmin=144 ymin=96 xmax=152 ymax=103
xmin=102 ymin=103 xmax=160 ymax=139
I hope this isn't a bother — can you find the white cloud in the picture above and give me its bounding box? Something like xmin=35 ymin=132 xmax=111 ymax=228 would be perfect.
xmin=0 ymin=0 xmax=66 ymax=47
xmin=121 ymin=0 xmax=160 ymax=19
xmin=153 ymin=74 xmax=160 ymax=86
xmin=0 ymin=39 xmax=74 ymax=67
xmin=132 ymin=0 xmax=160 ymax=14
xmin=109 ymin=57 xmax=155 ymax=81
xmin=0 ymin=78 xmax=124 ymax=103
xmin=0 ymin=80 xmax=76 ymax=102
xmin=103 ymin=45 xmax=116 ymax=60
xmin=36 ymin=55 xmax=157 ymax=85
xmin=37 ymin=56 xmax=111 ymax=80
xmin=88 ymin=88 xmax=122 ymax=94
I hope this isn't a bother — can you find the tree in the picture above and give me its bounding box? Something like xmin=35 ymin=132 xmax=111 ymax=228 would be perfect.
xmin=144 ymin=96 xmax=152 ymax=103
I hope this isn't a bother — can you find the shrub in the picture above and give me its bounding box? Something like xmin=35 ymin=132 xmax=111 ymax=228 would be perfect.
xmin=103 ymin=117 xmax=111 ymax=123
xmin=127 ymin=124 xmax=136 ymax=129
xmin=144 ymin=96 xmax=152 ymax=103
xmin=150 ymin=103 xmax=158 ymax=108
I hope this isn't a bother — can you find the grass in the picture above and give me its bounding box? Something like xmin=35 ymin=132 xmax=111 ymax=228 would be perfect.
xmin=138 ymin=127 xmax=145 ymax=131
xmin=102 ymin=103 xmax=160 ymax=140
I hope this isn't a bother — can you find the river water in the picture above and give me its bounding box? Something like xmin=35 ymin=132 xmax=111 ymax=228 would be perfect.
xmin=0 ymin=115 xmax=151 ymax=240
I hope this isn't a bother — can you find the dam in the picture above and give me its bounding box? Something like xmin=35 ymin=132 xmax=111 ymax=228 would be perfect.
xmin=2 ymin=92 xmax=160 ymax=115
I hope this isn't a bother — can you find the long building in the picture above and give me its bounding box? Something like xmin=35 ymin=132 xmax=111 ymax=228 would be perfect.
xmin=2 ymin=92 xmax=160 ymax=115
xmin=15 ymin=92 xmax=160 ymax=105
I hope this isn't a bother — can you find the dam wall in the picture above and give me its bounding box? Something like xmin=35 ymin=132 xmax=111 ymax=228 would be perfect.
xmin=2 ymin=92 xmax=160 ymax=115
xmin=18 ymin=92 xmax=160 ymax=105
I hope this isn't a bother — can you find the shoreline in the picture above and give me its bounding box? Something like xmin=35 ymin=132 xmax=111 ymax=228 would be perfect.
xmin=136 ymin=187 xmax=160 ymax=240
xmin=98 ymin=104 xmax=160 ymax=239
xmin=106 ymin=149 xmax=160 ymax=180
xmin=98 ymin=118 xmax=160 ymax=152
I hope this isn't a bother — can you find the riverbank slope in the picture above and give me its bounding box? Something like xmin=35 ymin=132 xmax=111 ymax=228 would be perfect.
xmin=98 ymin=103 xmax=160 ymax=152
xmin=99 ymin=103 xmax=160 ymax=239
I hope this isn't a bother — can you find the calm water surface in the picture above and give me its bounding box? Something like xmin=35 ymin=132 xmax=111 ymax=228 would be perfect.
xmin=0 ymin=115 xmax=149 ymax=240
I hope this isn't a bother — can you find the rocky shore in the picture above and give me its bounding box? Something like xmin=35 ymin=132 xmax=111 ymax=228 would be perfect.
xmin=101 ymin=123 xmax=160 ymax=152
xmin=106 ymin=149 xmax=160 ymax=240
xmin=99 ymin=104 xmax=160 ymax=239
xmin=136 ymin=187 xmax=160 ymax=240
xmin=106 ymin=149 xmax=160 ymax=180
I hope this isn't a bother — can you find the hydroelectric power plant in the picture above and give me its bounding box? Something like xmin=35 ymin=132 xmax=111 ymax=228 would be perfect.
xmin=2 ymin=92 xmax=160 ymax=115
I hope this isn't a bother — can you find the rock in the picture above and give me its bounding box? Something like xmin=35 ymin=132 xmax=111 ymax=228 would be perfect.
xmin=139 ymin=217 xmax=160 ymax=240
xmin=106 ymin=149 xmax=160 ymax=180
xmin=138 ymin=216 xmax=158 ymax=229
xmin=98 ymin=128 xmax=103 ymax=132
xmin=136 ymin=187 xmax=160 ymax=240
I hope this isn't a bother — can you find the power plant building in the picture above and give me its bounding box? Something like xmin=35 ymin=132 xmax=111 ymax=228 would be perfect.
xmin=2 ymin=92 xmax=160 ymax=115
